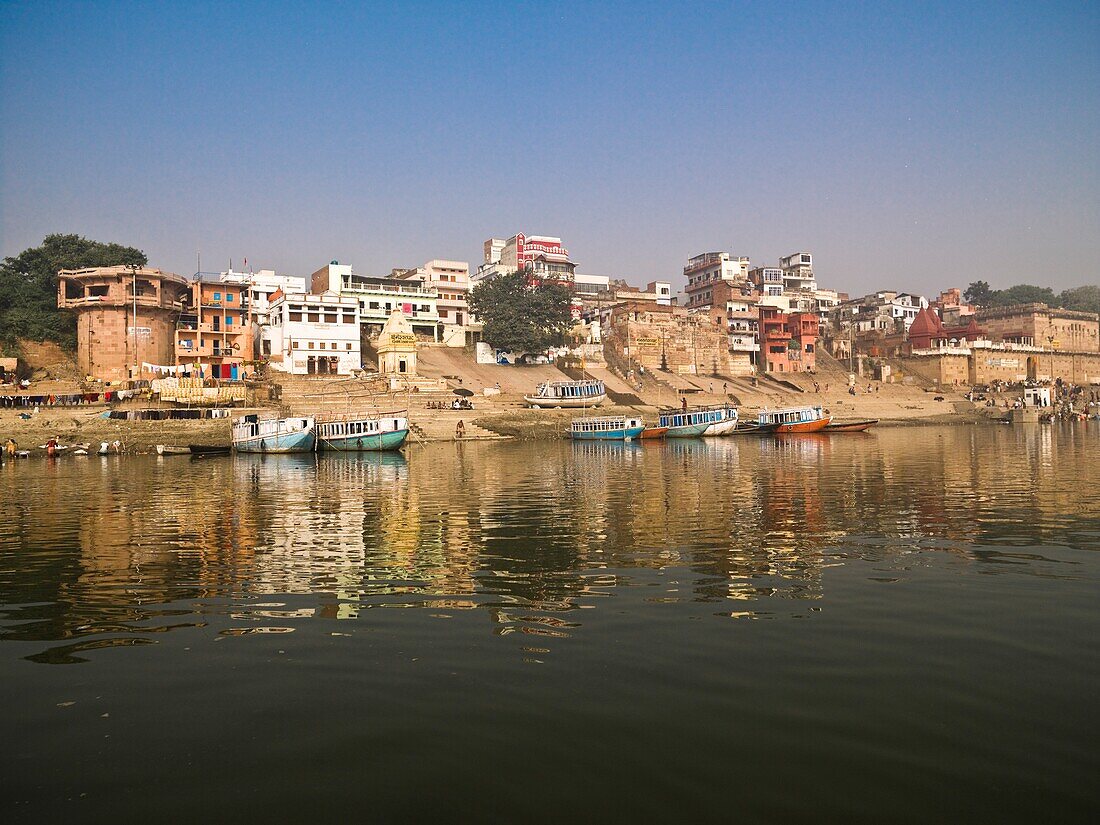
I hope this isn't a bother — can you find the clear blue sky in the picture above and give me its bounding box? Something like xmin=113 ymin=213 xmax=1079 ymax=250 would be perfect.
xmin=2 ymin=0 xmax=1097 ymax=296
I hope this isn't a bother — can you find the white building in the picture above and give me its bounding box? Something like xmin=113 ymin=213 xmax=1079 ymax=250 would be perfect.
xmin=473 ymin=234 xmax=576 ymax=284
xmin=573 ymin=273 xmax=612 ymax=296
xmin=311 ymin=261 xmax=439 ymax=338
xmin=219 ymin=269 xmax=307 ymax=326
xmin=779 ymin=251 xmax=817 ymax=292
xmin=391 ymin=260 xmax=471 ymax=345
xmin=263 ymin=291 xmax=362 ymax=376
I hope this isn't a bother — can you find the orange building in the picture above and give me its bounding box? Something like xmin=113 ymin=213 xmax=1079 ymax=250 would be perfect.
xmin=760 ymin=306 xmax=818 ymax=373
xmin=174 ymin=280 xmax=254 ymax=377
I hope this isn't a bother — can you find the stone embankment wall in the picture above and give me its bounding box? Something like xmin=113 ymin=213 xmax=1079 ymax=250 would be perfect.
xmin=603 ymin=304 xmax=730 ymax=377
xmin=895 ymin=351 xmax=1100 ymax=386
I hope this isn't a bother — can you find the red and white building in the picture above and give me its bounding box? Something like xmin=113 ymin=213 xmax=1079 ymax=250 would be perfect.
xmin=475 ymin=234 xmax=577 ymax=286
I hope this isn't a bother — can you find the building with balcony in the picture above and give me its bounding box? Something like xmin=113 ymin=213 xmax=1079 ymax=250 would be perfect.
xmin=779 ymin=251 xmax=817 ymax=292
xmin=263 ymin=290 xmax=361 ymax=375
xmin=58 ymin=266 xmax=192 ymax=381
xmin=749 ymin=266 xmax=785 ymax=298
xmin=311 ymin=261 xmax=439 ymax=338
xmin=683 ymin=252 xmax=751 ymax=310
xmin=473 ymin=234 xmax=577 ymax=285
xmin=219 ymin=269 xmax=307 ymax=326
xmin=760 ymin=306 xmax=819 ymax=373
xmin=175 ymin=279 xmax=255 ymax=377
xmin=391 ymin=259 xmax=471 ymax=341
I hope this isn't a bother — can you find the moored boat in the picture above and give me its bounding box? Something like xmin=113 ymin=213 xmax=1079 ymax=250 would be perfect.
xmin=700 ymin=405 xmax=739 ymax=436
xmin=189 ymin=444 xmax=231 ymax=455
xmin=824 ymin=419 xmax=878 ymax=432
xmin=570 ymin=415 xmax=645 ymax=441
xmin=639 ymin=426 xmax=668 ymax=439
xmin=232 ymin=414 xmax=316 ymax=453
xmin=316 ymin=412 xmax=409 ymax=451
xmin=659 ymin=405 xmax=735 ymax=438
xmin=525 ymin=379 xmax=606 ymax=408
xmin=156 ymin=444 xmax=191 ymax=456
xmin=757 ymin=405 xmax=831 ymax=433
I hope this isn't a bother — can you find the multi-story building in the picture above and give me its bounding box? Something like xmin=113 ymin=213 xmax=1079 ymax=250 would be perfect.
xmin=682 ymin=252 xmax=751 ymax=311
xmin=175 ymin=279 xmax=255 ymax=377
xmin=976 ymin=303 xmax=1100 ymax=351
xmin=779 ymin=251 xmax=817 ymax=292
xmin=392 ymin=259 xmax=471 ymax=329
xmin=474 ymin=234 xmax=577 ymax=285
xmin=573 ymin=273 xmax=612 ymax=297
xmin=219 ymin=269 xmax=307 ymax=326
xmin=749 ymin=266 xmax=785 ymax=299
xmin=311 ymin=261 xmax=439 ymax=339
xmin=263 ymin=290 xmax=362 ymax=375
xmin=759 ymin=306 xmax=819 ymax=373
xmin=58 ymin=266 xmax=191 ymax=381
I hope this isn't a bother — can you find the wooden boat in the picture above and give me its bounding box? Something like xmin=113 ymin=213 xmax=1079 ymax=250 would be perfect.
xmin=700 ymin=405 xmax=739 ymax=436
xmin=659 ymin=406 xmax=735 ymax=438
xmin=824 ymin=419 xmax=878 ymax=432
xmin=757 ymin=405 xmax=831 ymax=433
xmin=316 ymin=412 xmax=409 ymax=451
xmin=525 ymin=379 xmax=606 ymax=408
xmin=570 ymin=415 xmax=645 ymax=441
xmin=156 ymin=444 xmax=191 ymax=456
xmin=639 ymin=426 xmax=668 ymax=439
xmin=232 ymin=415 xmax=316 ymax=453
xmin=189 ymin=444 xmax=231 ymax=455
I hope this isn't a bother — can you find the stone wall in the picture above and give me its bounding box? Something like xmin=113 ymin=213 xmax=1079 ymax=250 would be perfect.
xmin=75 ymin=305 xmax=178 ymax=381
xmin=603 ymin=303 xmax=730 ymax=377
xmin=896 ymin=350 xmax=1100 ymax=387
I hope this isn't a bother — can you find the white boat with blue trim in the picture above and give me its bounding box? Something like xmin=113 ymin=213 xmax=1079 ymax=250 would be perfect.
xmin=659 ymin=405 xmax=737 ymax=438
xmin=570 ymin=415 xmax=645 ymax=441
xmin=232 ymin=414 xmax=316 ymax=453
xmin=315 ymin=412 xmax=409 ymax=451
xmin=525 ymin=379 xmax=606 ymax=408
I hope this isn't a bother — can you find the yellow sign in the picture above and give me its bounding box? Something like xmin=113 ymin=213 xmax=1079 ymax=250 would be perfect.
xmin=636 ymin=337 xmax=659 ymax=347
xmin=386 ymin=333 xmax=417 ymax=345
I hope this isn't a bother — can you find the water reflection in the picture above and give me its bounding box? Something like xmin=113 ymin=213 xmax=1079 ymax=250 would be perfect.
xmin=0 ymin=425 xmax=1097 ymax=663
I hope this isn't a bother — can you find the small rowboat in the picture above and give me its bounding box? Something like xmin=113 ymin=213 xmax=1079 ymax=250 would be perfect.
xmin=824 ymin=419 xmax=878 ymax=432
xmin=189 ymin=444 xmax=231 ymax=456
xmin=639 ymin=426 xmax=668 ymax=439
xmin=156 ymin=444 xmax=191 ymax=456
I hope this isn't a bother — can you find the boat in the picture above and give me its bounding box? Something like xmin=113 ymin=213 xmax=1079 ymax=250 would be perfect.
xmin=639 ymin=426 xmax=668 ymax=439
xmin=658 ymin=405 xmax=736 ymax=438
xmin=232 ymin=414 xmax=316 ymax=453
xmin=189 ymin=444 xmax=231 ymax=455
xmin=156 ymin=444 xmax=191 ymax=456
xmin=700 ymin=405 xmax=739 ymax=436
xmin=570 ymin=415 xmax=645 ymax=441
xmin=315 ymin=412 xmax=409 ymax=451
xmin=525 ymin=379 xmax=606 ymax=408
xmin=824 ymin=419 xmax=878 ymax=432
xmin=757 ymin=405 xmax=832 ymax=433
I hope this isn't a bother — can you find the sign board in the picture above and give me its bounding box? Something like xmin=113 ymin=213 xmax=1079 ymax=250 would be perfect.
xmin=127 ymin=327 xmax=152 ymax=339
xmin=636 ymin=338 xmax=659 ymax=347
xmin=387 ymin=333 xmax=417 ymax=345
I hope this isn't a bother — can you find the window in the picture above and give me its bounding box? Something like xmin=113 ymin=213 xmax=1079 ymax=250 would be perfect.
xmin=292 ymin=342 xmax=299 ymax=349
xmin=309 ymin=313 xmax=320 ymax=323
xmin=342 ymin=313 xmax=355 ymax=323
xmin=319 ymin=342 xmax=326 ymax=350
xmin=289 ymin=313 xmax=302 ymax=322
xmin=226 ymin=293 xmax=234 ymax=302
xmin=226 ymin=316 xmax=233 ymax=325
xmin=346 ymin=343 xmax=352 ymax=350
xmin=308 ymin=342 xmax=315 ymax=349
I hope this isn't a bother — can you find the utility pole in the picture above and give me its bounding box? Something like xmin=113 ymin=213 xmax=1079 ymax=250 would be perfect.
xmin=127 ymin=263 xmax=140 ymax=379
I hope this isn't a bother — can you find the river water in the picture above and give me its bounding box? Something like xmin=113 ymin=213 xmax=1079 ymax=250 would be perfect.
xmin=1 ymin=425 xmax=1098 ymax=822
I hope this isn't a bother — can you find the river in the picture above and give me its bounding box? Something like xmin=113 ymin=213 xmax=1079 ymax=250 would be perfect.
xmin=1 ymin=424 xmax=1098 ymax=822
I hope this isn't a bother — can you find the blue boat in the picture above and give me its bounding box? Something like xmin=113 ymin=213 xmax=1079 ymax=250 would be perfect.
xmin=232 ymin=415 xmax=316 ymax=453
xmin=315 ymin=413 xmax=409 ymax=452
xmin=658 ymin=406 xmax=733 ymax=438
xmin=570 ymin=415 xmax=645 ymax=441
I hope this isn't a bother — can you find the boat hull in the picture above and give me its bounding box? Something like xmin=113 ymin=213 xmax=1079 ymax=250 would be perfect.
xmin=156 ymin=445 xmax=191 ymax=456
xmin=570 ymin=425 xmax=644 ymax=441
xmin=771 ymin=416 xmax=832 ymax=434
xmin=189 ymin=444 xmax=231 ymax=455
xmin=525 ymin=394 xmax=606 ymax=408
xmin=233 ymin=429 xmax=316 ymax=453
xmin=639 ymin=426 xmax=668 ymax=439
xmin=824 ymin=419 xmax=878 ymax=432
xmin=318 ymin=429 xmax=409 ymax=451
xmin=702 ymin=419 xmax=740 ymax=436
xmin=664 ymin=423 xmax=711 ymax=438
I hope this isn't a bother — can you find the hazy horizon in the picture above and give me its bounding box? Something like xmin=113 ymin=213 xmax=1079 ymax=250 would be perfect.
xmin=2 ymin=1 xmax=1097 ymax=298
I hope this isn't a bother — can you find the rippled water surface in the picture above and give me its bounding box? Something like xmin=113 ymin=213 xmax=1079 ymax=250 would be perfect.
xmin=2 ymin=425 xmax=1099 ymax=822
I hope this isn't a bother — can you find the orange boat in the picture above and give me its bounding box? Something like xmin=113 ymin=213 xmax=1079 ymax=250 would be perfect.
xmin=757 ymin=405 xmax=832 ymax=433
xmin=639 ymin=426 xmax=668 ymax=439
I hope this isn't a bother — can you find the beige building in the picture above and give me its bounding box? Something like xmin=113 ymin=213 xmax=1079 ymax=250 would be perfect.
xmin=58 ymin=266 xmax=191 ymax=381
xmin=376 ymin=309 xmax=418 ymax=377
xmin=603 ymin=302 xmax=730 ymax=377
xmin=976 ymin=303 xmax=1099 ymax=352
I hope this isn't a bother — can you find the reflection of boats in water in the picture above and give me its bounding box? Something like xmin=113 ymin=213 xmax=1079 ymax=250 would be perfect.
xmin=659 ymin=406 xmax=736 ymax=437
xmin=233 ymin=415 xmax=316 ymax=453
xmin=525 ymin=379 xmax=605 ymax=408
xmin=570 ymin=415 xmax=645 ymax=441
xmin=757 ymin=405 xmax=831 ymax=433
xmin=824 ymin=419 xmax=878 ymax=432
xmin=316 ymin=412 xmax=409 ymax=451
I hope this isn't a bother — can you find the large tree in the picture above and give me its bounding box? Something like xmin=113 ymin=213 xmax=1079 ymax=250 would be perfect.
xmin=468 ymin=270 xmax=574 ymax=354
xmin=1057 ymin=285 xmax=1100 ymax=315
xmin=0 ymin=233 xmax=147 ymax=349
xmin=963 ymin=280 xmax=993 ymax=306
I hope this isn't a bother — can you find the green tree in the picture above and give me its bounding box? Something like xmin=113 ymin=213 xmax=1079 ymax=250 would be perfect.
xmin=468 ymin=270 xmax=574 ymax=354
xmin=992 ymin=284 xmax=1057 ymax=307
xmin=0 ymin=234 xmax=147 ymax=349
xmin=1057 ymin=285 xmax=1100 ymax=315
xmin=964 ymin=280 xmax=993 ymax=306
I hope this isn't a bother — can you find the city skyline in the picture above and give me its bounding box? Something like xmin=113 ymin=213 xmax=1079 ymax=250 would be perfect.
xmin=2 ymin=1 xmax=1097 ymax=297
